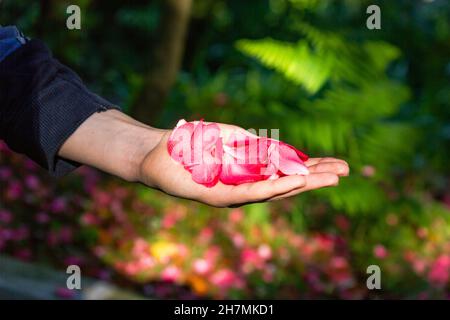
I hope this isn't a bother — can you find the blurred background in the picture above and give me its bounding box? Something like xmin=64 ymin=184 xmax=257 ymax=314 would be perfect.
xmin=1 ymin=0 xmax=450 ymax=299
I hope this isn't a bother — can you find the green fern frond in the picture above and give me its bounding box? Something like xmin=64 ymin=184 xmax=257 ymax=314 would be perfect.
xmin=287 ymin=79 xmax=410 ymax=154
xmin=236 ymin=38 xmax=334 ymax=94
xmin=308 ymin=81 xmax=410 ymax=120
xmin=236 ymin=24 xmax=403 ymax=93
xmin=363 ymin=41 xmax=401 ymax=73
xmin=294 ymin=22 xmax=345 ymax=51
xmin=289 ymin=115 xmax=353 ymax=154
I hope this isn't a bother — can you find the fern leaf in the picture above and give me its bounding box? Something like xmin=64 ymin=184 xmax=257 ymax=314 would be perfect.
xmin=236 ymin=38 xmax=333 ymax=94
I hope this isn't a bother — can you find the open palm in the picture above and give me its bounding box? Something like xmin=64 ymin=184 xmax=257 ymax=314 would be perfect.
xmin=139 ymin=125 xmax=349 ymax=207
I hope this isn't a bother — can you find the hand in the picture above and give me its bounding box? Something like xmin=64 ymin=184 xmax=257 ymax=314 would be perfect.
xmin=60 ymin=111 xmax=349 ymax=207
xmin=139 ymin=125 xmax=349 ymax=207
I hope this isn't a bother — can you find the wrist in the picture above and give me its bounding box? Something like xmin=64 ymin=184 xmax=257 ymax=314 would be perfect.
xmin=59 ymin=109 xmax=166 ymax=182
xmin=124 ymin=125 xmax=166 ymax=182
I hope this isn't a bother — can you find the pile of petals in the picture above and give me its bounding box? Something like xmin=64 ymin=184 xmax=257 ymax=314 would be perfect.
xmin=167 ymin=120 xmax=309 ymax=187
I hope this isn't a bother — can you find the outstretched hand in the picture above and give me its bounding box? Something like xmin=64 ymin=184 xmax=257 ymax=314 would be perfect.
xmin=139 ymin=127 xmax=349 ymax=207
xmin=60 ymin=111 xmax=349 ymax=207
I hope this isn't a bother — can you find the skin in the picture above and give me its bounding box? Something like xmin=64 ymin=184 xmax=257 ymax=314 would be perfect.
xmin=60 ymin=109 xmax=349 ymax=207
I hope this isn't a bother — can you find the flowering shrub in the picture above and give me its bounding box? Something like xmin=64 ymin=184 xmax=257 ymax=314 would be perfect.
xmin=1 ymin=140 xmax=450 ymax=299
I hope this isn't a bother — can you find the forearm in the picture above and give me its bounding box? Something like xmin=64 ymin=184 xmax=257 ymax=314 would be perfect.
xmin=59 ymin=109 xmax=166 ymax=182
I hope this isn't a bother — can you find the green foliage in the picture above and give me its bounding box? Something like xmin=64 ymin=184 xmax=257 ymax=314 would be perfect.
xmin=236 ymin=24 xmax=403 ymax=93
xmin=235 ymin=23 xmax=418 ymax=216
xmin=236 ymin=38 xmax=333 ymax=94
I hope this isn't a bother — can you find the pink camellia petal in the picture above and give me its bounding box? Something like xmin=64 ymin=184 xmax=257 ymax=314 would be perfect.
xmin=269 ymin=142 xmax=310 ymax=176
xmin=168 ymin=119 xmax=309 ymax=187
xmin=294 ymin=148 xmax=309 ymax=162
xmin=167 ymin=120 xmax=195 ymax=164
xmin=220 ymin=152 xmax=266 ymax=185
xmin=189 ymin=125 xmax=222 ymax=187
xmin=169 ymin=120 xmax=222 ymax=187
xmin=223 ymin=132 xmax=262 ymax=164
xmin=219 ymin=131 xmax=274 ymax=185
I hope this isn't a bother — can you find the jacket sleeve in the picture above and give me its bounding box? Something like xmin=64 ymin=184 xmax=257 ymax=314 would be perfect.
xmin=0 ymin=39 xmax=120 ymax=177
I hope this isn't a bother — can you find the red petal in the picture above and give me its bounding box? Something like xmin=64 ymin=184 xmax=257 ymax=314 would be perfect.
xmin=219 ymin=152 xmax=266 ymax=185
xmin=168 ymin=120 xmax=195 ymax=164
xmin=269 ymin=142 xmax=309 ymax=175
xmin=188 ymin=120 xmax=222 ymax=187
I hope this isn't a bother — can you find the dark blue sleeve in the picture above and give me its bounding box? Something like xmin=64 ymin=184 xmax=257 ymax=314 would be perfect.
xmin=0 ymin=25 xmax=27 ymax=63
xmin=0 ymin=36 xmax=120 ymax=177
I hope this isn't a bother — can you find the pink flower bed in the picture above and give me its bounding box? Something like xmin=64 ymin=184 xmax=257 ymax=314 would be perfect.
xmin=1 ymin=141 xmax=450 ymax=299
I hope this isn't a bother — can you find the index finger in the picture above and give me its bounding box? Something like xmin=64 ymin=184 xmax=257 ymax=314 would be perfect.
xmin=305 ymin=157 xmax=348 ymax=167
